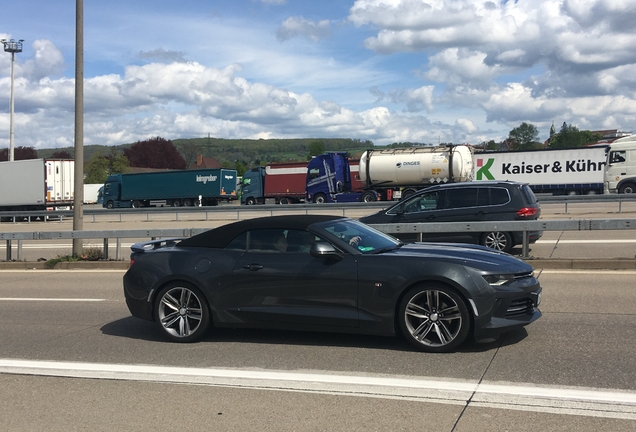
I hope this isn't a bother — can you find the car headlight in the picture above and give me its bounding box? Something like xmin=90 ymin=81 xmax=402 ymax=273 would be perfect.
xmin=482 ymin=274 xmax=515 ymax=286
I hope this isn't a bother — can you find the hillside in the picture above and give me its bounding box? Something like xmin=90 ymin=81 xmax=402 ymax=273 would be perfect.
xmin=35 ymin=137 xmax=373 ymax=166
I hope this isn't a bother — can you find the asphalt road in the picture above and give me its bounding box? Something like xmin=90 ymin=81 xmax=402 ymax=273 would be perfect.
xmin=0 ymin=270 xmax=635 ymax=431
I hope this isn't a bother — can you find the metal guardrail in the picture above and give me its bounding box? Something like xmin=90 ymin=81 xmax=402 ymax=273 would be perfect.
xmin=2 ymin=218 xmax=635 ymax=261
xmin=2 ymin=193 xmax=636 ymax=223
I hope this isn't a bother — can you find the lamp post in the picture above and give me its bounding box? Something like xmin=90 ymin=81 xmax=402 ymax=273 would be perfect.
xmin=1 ymin=39 xmax=23 ymax=162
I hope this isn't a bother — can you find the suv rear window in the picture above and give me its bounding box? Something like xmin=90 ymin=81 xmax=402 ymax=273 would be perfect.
xmin=520 ymin=184 xmax=538 ymax=204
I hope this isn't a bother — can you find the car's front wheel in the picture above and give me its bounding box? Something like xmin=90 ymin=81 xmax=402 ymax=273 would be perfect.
xmin=155 ymin=282 xmax=210 ymax=343
xmin=398 ymin=283 xmax=470 ymax=353
xmin=481 ymin=231 xmax=513 ymax=253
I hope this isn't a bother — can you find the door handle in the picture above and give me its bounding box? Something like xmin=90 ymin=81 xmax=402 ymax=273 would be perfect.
xmin=243 ymin=264 xmax=264 ymax=271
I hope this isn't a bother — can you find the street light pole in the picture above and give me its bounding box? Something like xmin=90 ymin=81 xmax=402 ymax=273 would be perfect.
xmin=1 ymin=39 xmax=23 ymax=161
xmin=72 ymin=0 xmax=84 ymax=257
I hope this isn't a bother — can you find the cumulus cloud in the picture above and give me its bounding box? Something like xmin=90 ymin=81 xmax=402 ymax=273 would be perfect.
xmin=277 ymin=16 xmax=332 ymax=42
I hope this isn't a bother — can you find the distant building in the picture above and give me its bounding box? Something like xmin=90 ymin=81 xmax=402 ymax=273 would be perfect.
xmin=189 ymin=154 xmax=222 ymax=169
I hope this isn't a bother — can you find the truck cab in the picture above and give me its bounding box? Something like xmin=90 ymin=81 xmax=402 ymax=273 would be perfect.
xmin=306 ymin=153 xmax=377 ymax=203
xmin=241 ymin=167 xmax=265 ymax=205
xmin=606 ymin=136 xmax=636 ymax=193
xmin=102 ymin=174 xmax=126 ymax=208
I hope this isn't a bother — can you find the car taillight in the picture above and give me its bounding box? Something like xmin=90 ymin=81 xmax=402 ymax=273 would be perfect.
xmin=517 ymin=207 xmax=538 ymax=217
xmin=129 ymin=258 xmax=135 ymax=268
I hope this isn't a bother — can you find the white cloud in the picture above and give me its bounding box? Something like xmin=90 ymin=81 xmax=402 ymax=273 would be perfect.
xmin=277 ymin=17 xmax=332 ymax=42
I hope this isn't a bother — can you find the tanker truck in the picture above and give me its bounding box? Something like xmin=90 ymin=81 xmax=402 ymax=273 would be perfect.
xmin=305 ymin=145 xmax=474 ymax=203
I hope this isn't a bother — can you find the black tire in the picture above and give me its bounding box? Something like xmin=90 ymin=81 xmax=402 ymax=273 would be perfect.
xmin=106 ymin=201 xmax=114 ymax=209
xmin=398 ymin=283 xmax=470 ymax=353
xmin=154 ymin=282 xmax=210 ymax=343
xmin=360 ymin=191 xmax=375 ymax=203
xmin=172 ymin=199 xmax=181 ymax=207
xmin=401 ymin=189 xmax=417 ymax=199
xmin=279 ymin=197 xmax=290 ymax=205
xmin=183 ymin=198 xmax=193 ymax=206
xmin=481 ymin=231 xmax=513 ymax=253
xmin=131 ymin=200 xmax=140 ymax=208
xmin=619 ymin=183 xmax=636 ymax=194
xmin=313 ymin=193 xmax=327 ymax=204
xmin=245 ymin=197 xmax=256 ymax=205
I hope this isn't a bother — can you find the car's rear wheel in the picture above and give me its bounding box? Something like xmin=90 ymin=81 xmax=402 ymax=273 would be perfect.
xmin=481 ymin=231 xmax=513 ymax=253
xmin=155 ymin=282 xmax=210 ymax=343
xmin=398 ymin=283 xmax=470 ymax=353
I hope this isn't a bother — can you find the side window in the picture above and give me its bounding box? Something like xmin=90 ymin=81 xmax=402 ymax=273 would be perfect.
xmin=248 ymin=229 xmax=287 ymax=253
xmin=445 ymin=188 xmax=478 ymax=209
xmin=393 ymin=192 xmax=440 ymax=214
xmin=610 ymin=151 xmax=626 ymax=164
xmin=489 ymin=188 xmax=510 ymax=205
xmin=476 ymin=188 xmax=490 ymax=207
xmin=225 ymin=232 xmax=247 ymax=251
xmin=308 ymin=168 xmax=320 ymax=179
xmin=285 ymin=230 xmax=320 ymax=253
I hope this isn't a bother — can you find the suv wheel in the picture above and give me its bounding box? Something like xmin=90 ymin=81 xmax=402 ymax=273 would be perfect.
xmin=481 ymin=231 xmax=513 ymax=253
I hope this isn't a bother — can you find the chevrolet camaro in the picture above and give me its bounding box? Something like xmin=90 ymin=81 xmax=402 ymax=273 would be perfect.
xmin=123 ymin=215 xmax=542 ymax=353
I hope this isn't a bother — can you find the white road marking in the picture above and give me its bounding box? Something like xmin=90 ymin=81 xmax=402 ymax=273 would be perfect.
xmin=0 ymin=359 xmax=634 ymax=420
xmin=0 ymin=298 xmax=105 ymax=302
xmin=536 ymin=239 xmax=636 ymax=244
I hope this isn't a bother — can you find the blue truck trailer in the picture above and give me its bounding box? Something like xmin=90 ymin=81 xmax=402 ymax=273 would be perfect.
xmin=102 ymin=168 xmax=237 ymax=208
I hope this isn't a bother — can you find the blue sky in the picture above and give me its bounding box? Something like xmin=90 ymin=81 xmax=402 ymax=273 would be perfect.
xmin=1 ymin=0 xmax=636 ymax=150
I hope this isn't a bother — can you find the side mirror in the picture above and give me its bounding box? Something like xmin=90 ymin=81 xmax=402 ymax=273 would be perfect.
xmin=310 ymin=242 xmax=343 ymax=261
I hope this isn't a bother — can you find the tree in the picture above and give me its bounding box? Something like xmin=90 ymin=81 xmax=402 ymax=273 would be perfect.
xmin=508 ymin=123 xmax=540 ymax=150
xmin=179 ymin=141 xmax=203 ymax=168
xmin=123 ymin=137 xmax=186 ymax=169
xmin=84 ymin=153 xmax=110 ymax=184
xmin=0 ymin=146 xmax=38 ymax=161
xmin=83 ymin=151 xmax=130 ymax=184
xmin=549 ymin=123 xmax=602 ymax=148
xmin=308 ymin=141 xmax=326 ymax=158
xmin=51 ymin=150 xmax=73 ymax=159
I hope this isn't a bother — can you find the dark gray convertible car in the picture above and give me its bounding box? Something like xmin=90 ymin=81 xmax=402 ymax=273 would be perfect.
xmin=124 ymin=215 xmax=542 ymax=353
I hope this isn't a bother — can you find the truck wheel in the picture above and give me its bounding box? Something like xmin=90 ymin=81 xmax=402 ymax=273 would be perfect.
xmin=360 ymin=191 xmax=375 ymax=203
xmin=481 ymin=231 xmax=513 ymax=253
xmin=619 ymin=183 xmax=636 ymax=194
xmin=313 ymin=193 xmax=327 ymax=204
xmin=183 ymin=198 xmax=193 ymax=206
xmin=402 ymin=189 xmax=417 ymax=199
xmin=131 ymin=200 xmax=140 ymax=208
xmin=279 ymin=197 xmax=290 ymax=205
xmin=106 ymin=201 xmax=114 ymax=209
xmin=245 ymin=197 xmax=256 ymax=205
xmin=172 ymin=199 xmax=181 ymax=207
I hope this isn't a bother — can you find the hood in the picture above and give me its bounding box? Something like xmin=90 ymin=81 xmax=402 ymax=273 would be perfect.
xmin=388 ymin=242 xmax=534 ymax=272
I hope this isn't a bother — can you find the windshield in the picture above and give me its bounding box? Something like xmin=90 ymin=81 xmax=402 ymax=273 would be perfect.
xmin=313 ymin=219 xmax=401 ymax=254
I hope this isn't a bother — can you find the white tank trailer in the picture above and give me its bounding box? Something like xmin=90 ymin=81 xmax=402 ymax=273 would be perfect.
xmin=359 ymin=145 xmax=474 ymax=188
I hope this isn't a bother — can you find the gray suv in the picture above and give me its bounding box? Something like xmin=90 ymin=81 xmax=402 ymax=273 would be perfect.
xmin=358 ymin=181 xmax=542 ymax=253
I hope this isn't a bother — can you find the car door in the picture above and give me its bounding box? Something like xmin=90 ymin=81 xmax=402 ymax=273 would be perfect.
xmin=231 ymin=228 xmax=359 ymax=328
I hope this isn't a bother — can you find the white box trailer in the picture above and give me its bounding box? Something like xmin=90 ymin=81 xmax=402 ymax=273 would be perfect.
xmin=83 ymin=183 xmax=103 ymax=204
xmin=0 ymin=159 xmax=74 ymax=211
xmin=473 ymin=147 xmax=608 ymax=195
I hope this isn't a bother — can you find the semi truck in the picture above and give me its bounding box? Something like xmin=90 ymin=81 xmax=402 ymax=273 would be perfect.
xmin=241 ymin=162 xmax=308 ymax=205
xmin=472 ymin=146 xmax=608 ymax=195
xmin=0 ymin=159 xmax=74 ymax=212
xmin=306 ymin=145 xmax=474 ymax=203
xmin=102 ymin=168 xmax=238 ymax=209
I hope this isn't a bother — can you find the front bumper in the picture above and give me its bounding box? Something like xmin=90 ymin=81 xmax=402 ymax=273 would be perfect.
xmin=473 ymin=287 xmax=542 ymax=340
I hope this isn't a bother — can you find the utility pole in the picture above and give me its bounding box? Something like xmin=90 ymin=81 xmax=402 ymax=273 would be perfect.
xmin=72 ymin=0 xmax=84 ymax=256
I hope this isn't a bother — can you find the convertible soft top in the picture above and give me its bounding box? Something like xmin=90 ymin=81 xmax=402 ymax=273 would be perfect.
xmin=178 ymin=214 xmax=346 ymax=248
